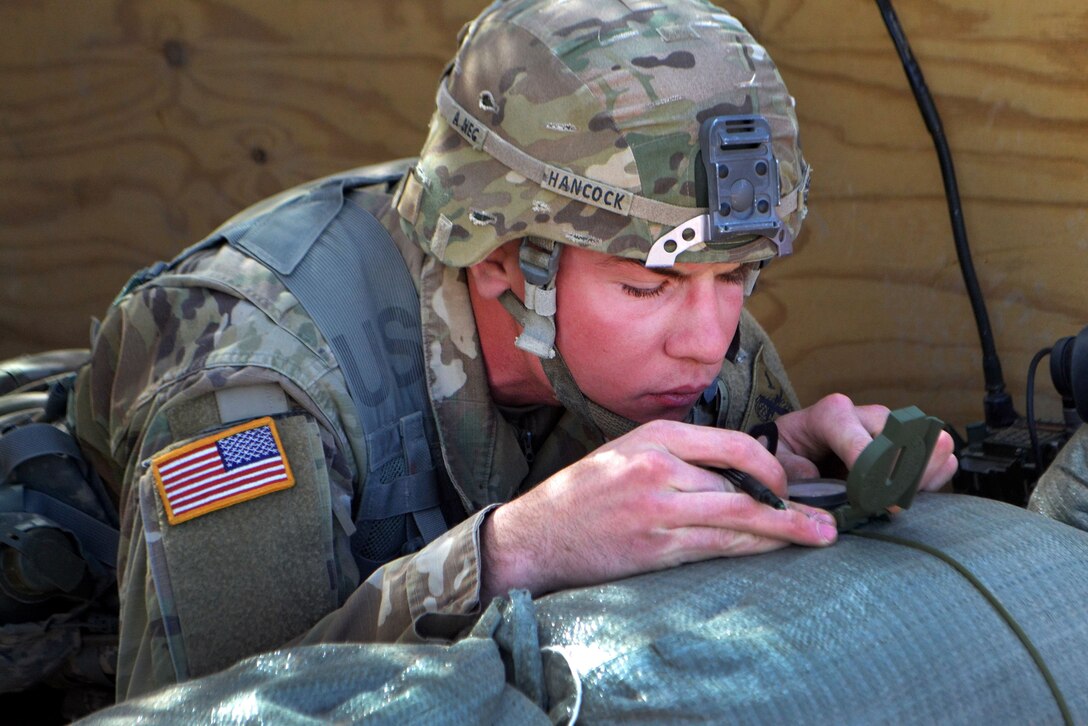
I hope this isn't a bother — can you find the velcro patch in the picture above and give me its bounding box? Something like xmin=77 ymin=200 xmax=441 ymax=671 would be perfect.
xmin=151 ymin=417 xmax=295 ymax=525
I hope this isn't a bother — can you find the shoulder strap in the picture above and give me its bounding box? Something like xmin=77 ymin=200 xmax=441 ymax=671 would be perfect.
xmin=199 ymin=165 xmax=448 ymax=565
xmin=0 ymin=424 xmax=120 ymax=569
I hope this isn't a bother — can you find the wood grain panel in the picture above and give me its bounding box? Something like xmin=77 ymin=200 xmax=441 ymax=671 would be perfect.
xmin=1 ymin=0 xmax=480 ymax=352
xmin=730 ymin=0 xmax=1088 ymax=427
xmin=2 ymin=0 xmax=1085 ymax=433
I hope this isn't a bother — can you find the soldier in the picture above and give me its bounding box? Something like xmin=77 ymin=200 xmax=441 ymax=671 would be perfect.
xmin=1030 ymin=425 xmax=1088 ymax=530
xmin=72 ymin=0 xmax=956 ymax=700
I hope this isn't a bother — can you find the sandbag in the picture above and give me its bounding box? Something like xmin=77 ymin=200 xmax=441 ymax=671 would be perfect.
xmin=535 ymin=493 xmax=1088 ymax=724
xmin=77 ymin=636 xmax=549 ymax=725
xmin=79 ymin=494 xmax=1088 ymax=724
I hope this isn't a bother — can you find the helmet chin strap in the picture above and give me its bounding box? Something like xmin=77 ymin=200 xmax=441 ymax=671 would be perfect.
xmin=505 ymin=237 xmax=560 ymax=360
xmin=495 ymin=237 xmax=641 ymax=441
xmin=542 ymin=351 xmax=642 ymax=441
xmin=498 ymin=287 xmax=639 ymax=441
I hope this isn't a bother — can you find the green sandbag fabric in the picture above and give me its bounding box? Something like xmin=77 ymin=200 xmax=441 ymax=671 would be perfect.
xmin=80 ymin=636 xmax=552 ymax=725
xmin=80 ymin=494 xmax=1088 ymax=724
xmin=534 ymin=493 xmax=1088 ymax=724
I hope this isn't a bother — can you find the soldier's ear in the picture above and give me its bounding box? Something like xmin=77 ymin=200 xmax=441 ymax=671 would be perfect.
xmin=466 ymin=239 xmax=524 ymax=300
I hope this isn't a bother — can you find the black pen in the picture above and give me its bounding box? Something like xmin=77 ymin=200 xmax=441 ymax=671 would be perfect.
xmin=711 ymin=467 xmax=787 ymax=510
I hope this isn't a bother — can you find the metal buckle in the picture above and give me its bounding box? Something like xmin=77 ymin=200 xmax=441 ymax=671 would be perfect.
xmin=518 ymin=237 xmax=561 ymax=287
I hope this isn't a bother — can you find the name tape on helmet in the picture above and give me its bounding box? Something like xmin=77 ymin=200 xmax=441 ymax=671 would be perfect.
xmin=435 ymin=81 xmax=702 ymax=228
xmin=448 ymin=108 xmax=489 ymax=150
xmin=541 ymin=165 xmax=632 ymax=215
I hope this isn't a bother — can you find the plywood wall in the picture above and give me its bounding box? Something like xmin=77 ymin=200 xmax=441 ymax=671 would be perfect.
xmin=2 ymin=0 xmax=1085 ymax=433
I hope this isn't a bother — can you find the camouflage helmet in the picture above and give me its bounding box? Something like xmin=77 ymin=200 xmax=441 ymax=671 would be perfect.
xmin=395 ymin=0 xmax=810 ymax=271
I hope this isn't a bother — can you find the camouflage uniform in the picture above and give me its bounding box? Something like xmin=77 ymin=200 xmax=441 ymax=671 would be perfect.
xmin=72 ymin=184 xmax=795 ymax=699
xmin=72 ymin=0 xmax=805 ymax=700
xmin=1029 ymin=426 xmax=1088 ymax=531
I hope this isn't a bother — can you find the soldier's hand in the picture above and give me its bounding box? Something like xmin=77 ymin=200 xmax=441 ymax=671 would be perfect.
xmin=478 ymin=419 xmax=838 ymax=601
xmin=773 ymin=393 xmax=957 ymax=492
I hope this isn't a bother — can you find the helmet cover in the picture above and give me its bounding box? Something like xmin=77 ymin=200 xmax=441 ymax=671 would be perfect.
xmin=397 ymin=0 xmax=809 ymax=269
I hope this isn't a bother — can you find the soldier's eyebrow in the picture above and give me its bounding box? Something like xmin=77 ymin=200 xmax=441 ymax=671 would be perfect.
xmin=597 ymin=256 xmax=687 ymax=279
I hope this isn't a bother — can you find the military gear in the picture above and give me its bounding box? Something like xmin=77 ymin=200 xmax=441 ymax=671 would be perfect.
xmin=402 ymin=0 xmax=809 ymax=270
xmin=398 ymin=0 xmax=809 ymax=433
xmin=1029 ymin=424 xmax=1088 ymax=531
xmin=80 ymin=494 xmax=1088 ymax=724
xmin=1049 ymin=325 xmax=1088 ymax=424
xmin=0 ymin=351 xmax=118 ymax=718
xmin=190 ymin=161 xmax=449 ymax=564
xmin=789 ymin=406 xmax=945 ymax=532
xmin=74 ymin=163 xmax=457 ymax=693
xmin=646 ymin=113 xmax=795 ymax=266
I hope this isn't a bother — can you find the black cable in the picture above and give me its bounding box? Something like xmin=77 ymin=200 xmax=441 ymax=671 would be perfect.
xmin=1026 ymin=347 xmax=1052 ymax=475
xmin=874 ymin=0 xmax=1015 ymax=428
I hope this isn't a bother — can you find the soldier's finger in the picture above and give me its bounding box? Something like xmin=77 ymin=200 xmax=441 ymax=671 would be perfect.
xmin=662 ymin=490 xmax=838 ymax=547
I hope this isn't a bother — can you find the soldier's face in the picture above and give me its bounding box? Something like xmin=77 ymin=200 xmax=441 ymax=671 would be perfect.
xmin=554 ymin=246 xmax=746 ymax=423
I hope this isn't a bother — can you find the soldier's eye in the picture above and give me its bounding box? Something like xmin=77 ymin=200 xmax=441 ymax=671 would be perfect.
xmin=621 ymin=283 xmax=667 ymax=299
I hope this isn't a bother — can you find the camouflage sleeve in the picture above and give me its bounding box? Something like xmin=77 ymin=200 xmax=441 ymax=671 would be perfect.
xmin=294 ymin=507 xmax=494 ymax=646
xmin=106 ymin=396 xmax=487 ymax=700
xmin=1028 ymin=426 xmax=1088 ymax=531
xmin=74 ymin=268 xmax=487 ymax=700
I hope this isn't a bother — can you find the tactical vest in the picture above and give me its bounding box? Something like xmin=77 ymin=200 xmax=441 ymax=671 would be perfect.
xmin=123 ymin=159 xmax=449 ymax=578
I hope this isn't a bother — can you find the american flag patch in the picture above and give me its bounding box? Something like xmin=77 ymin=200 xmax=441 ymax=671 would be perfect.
xmin=151 ymin=417 xmax=295 ymax=524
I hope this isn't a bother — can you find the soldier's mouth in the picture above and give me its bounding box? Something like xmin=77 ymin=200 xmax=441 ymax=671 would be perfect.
xmin=646 ymin=387 xmax=705 ymax=410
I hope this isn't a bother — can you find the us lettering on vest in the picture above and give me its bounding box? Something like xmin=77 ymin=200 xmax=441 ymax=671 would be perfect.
xmin=378 ymin=305 xmax=425 ymax=389
xmin=349 ymin=305 xmax=423 ymax=407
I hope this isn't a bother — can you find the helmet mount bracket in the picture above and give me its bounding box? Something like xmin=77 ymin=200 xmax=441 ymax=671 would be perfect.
xmin=646 ymin=114 xmax=786 ymax=268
